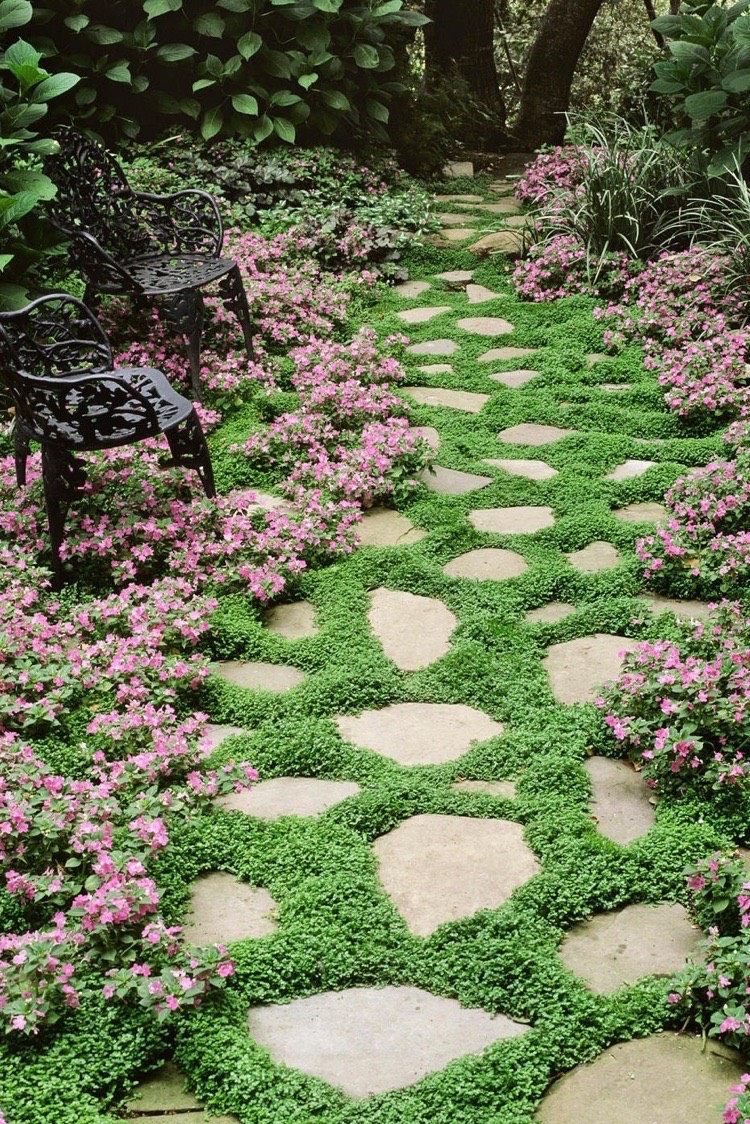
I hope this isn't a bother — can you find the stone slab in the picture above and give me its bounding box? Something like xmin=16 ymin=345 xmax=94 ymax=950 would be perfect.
xmin=479 ymin=347 xmax=536 ymax=363
xmin=218 ymin=777 xmax=360 ymax=821
xmin=335 ymin=702 xmax=503 ymax=766
xmin=469 ymin=506 xmax=555 ymax=535
xmin=368 ymin=588 xmax=456 ymax=671
xmin=398 ymin=306 xmax=451 ymax=324
xmin=214 ymin=661 xmax=305 ymax=692
xmin=436 ymin=227 xmax=477 ymax=243
xmin=565 ymin=541 xmax=620 ymax=573
xmin=436 ymin=270 xmax=474 ymax=286
xmin=439 ymin=212 xmax=478 ymax=226
xmin=584 ymin=757 xmax=656 ymax=845
xmin=421 ymin=465 xmax=492 ymax=495
xmin=485 ymin=457 xmax=557 ymax=481
xmin=202 ymin=724 xmax=246 ymax=753
xmin=404 ymin=386 xmax=489 ymax=413
xmin=466 ymin=284 xmax=500 ymax=304
xmin=469 ymin=231 xmax=523 ymax=256
xmin=535 ymin=1034 xmax=743 ymax=1124
xmin=526 ymin=602 xmax=575 ymax=625
xmin=262 ymin=601 xmax=318 ymax=640
xmin=456 ymin=317 xmax=514 ymax=337
xmin=544 ymin=635 xmax=637 ymax=705
xmin=469 ymin=199 xmax=522 ymax=215
xmin=358 ymin=508 xmax=427 ymax=547
xmin=605 ymin=459 xmax=657 ymax=481
xmin=434 ymin=195 xmax=483 ymax=204
xmin=375 ymin=814 xmax=539 ymax=936
xmin=412 ymin=425 xmax=441 ymax=450
xmin=613 ymin=502 xmax=668 ymax=524
xmin=444 ymin=161 xmax=474 ymax=178
xmin=182 ymin=872 xmax=277 ymax=945
xmin=452 ymin=779 xmax=517 ymax=799
xmin=418 ymin=363 xmax=453 ymax=374
xmin=489 ymin=369 xmax=539 ymax=389
xmin=639 ymin=593 xmax=713 ymax=622
xmin=503 ymin=214 xmax=530 ymax=228
xmin=406 ymin=339 xmax=459 ymax=357
xmin=248 ymin=985 xmax=526 ymax=1099
xmin=498 ymin=424 xmax=575 ymax=446
xmin=125 ymin=1062 xmax=200 ymax=1113
xmin=443 ymin=548 xmax=528 ymax=581
xmin=394 ymin=280 xmax=431 ymax=299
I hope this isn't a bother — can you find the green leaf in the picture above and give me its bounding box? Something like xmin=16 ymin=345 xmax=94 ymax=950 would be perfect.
xmin=192 ymin=78 xmax=216 ymax=91
xmin=321 ymin=89 xmax=350 ymax=110
xmin=722 ymin=69 xmax=750 ymax=92
xmin=312 ymin=0 xmax=343 ymax=10
xmin=684 ymin=89 xmax=729 ymax=118
xmin=3 ymin=37 xmax=43 ymax=74
xmin=143 ymin=0 xmax=182 ymax=17
xmin=252 ymin=113 xmax=274 ymax=143
xmin=365 ymin=97 xmax=389 ymax=122
xmin=200 ymin=105 xmax=223 ymax=139
xmin=298 ymin=71 xmax=318 ymax=89
xmin=193 ymin=12 xmax=225 ymax=37
xmin=262 ymin=49 xmax=292 ymax=78
xmin=273 ymin=115 xmax=295 ymax=142
xmin=374 ymin=1 xmax=402 ymax=14
xmin=157 ymin=43 xmax=196 ymax=62
xmin=86 ymin=25 xmax=125 ymax=45
xmin=353 ymin=43 xmax=380 ymax=69
xmin=270 ymin=89 xmax=301 ymax=106
xmin=104 ymin=63 xmax=132 ymax=84
xmin=31 ymin=72 xmax=80 ymax=101
xmin=64 ymin=13 xmax=89 ymax=31
xmin=217 ymin=0 xmax=252 ymax=9
xmin=391 ymin=10 xmax=430 ymax=25
xmin=231 ymin=93 xmax=259 ymax=115
xmin=237 ymin=31 xmax=262 ymax=60
xmin=0 ymin=0 xmax=32 ymax=33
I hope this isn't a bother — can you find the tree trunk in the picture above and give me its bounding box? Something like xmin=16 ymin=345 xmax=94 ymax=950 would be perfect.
xmin=514 ymin=0 xmax=606 ymax=148
xmin=424 ymin=0 xmax=504 ymax=117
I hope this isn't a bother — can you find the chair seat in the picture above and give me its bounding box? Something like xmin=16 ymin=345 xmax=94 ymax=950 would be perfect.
xmin=125 ymin=253 xmax=236 ymax=295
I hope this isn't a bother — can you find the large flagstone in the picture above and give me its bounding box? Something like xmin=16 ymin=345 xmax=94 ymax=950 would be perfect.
xmin=397 ymin=306 xmax=451 ymax=324
xmin=443 ymin=548 xmax=528 ymax=581
xmin=565 ymin=541 xmax=620 ymax=573
xmin=218 ymin=777 xmax=360 ymax=821
xmin=484 ymin=457 xmax=556 ymax=481
xmin=335 ymin=702 xmax=503 ymax=766
xmin=213 ymin=661 xmax=306 ymax=692
xmin=613 ymin=501 xmax=668 ymax=524
xmin=543 ymin=635 xmax=637 ymax=705
xmin=456 ymin=316 xmax=515 ymax=336
xmin=393 ymin=280 xmax=431 ymax=298
xmin=125 ymin=1062 xmax=239 ymax=1123
xmin=262 ymin=601 xmax=318 ymax=640
xmin=585 ymin=757 xmax=655 ymax=844
xmin=368 ymin=588 xmax=456 ymax=670
xmin=479 ymin=346 xmax=536 ymax=363
xmin=469 ymin=506 xmax=555 ymax=535
xmin=358 ymin=508 xmax=427 ymax=547
xmin=639 ymin=593 xmax=712 ymax=622
xmin=489 ymin=369 xmax=539 ymax=389
xmin=182 ymin=872 xmax=277 ymax=945
xmin=403 ymin=386 xmax=489 ymax=413
xmin=605 ymin=459 xmax=657 ymax=481
xmin=406 ymin=339 xmax=459 ymax=356
xmin=421 ymin=465 xmax=492 ymax=495
xmin=498 ymin=423 xmax=575 ymax=446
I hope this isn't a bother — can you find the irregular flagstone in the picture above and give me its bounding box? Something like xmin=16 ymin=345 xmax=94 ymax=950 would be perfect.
xmin=544 ymin=635 xmax=637 ymax=705
xmin=397 ymin=305 xmax=451 ymax=324
xmin=479 ymin=346 xmax=536 ymax=363
xmin=436 ymin=269 xmax=475 ymax=287
xmin=605 ymin=459 xmax=657 ymax=481
xmin=469 ymin=506 xmax=555 ymax=535
xmin=503 ymin=214 xmax=531 ymax=228
xmin=489 ymin=369 xmax=539 ymax=389
xmin=467 ymin=199 xmax=522 ymax=215
xmin=126 ymin=1062 xmax=202 ymax=1113
xmin=484 ymin=457 xmax=557 ymax=481
xmin=421 ymin=465 xmax=492 ymax=495
xmin=393 ymin=280 xmax=431 ymax=299
xmin=262 ymin=600 xmax=318 ymax=640
xmin=586 ymin=352 xmax=609 ymax=366
xmin=406 ymin=339 xmax=459 ymax=356
xmin=466 ymin=284 xmax=500 ymax=304
xmin=214 ymin=660 xmax=306 ymax=692
xmin=469 ymin=230 xmax=524 ymax=256
xmin=489 ymin=182 xmax=515 ymax=195
xmin=444 ymin=160 xmax=474 ymax=177
xmin=439 ymin=212 xmax=479 ymax=226
xmin=613 ymin=501 xmax=668 ymax=523
xmin=128 ymin=1115 xmax=236 ymax=1124
xmin=584 ymin=757 xmax=655 ymax=844
xmin=335 ymin=702 xmax=503 ymax=766
xmin=202 ymin=723 xmax=246 ymax=752
xmin=535 ymin=1034 xmax=743 ymax=1124
xmin=368 ymin=588 xmax=456 ymax=671
xmin=565 ymin=541 xmax=620 ymax=573
xmin=452 ymin=779 xmax=517 ymax=799
xmin=498 ymin=423 xmax=575 ymax=446
xmin=418 ymin=363 xmax=453 ymax=374
xmin=640 ymin=593 xmax=712 ymax=622
xmin=403 ymin=386 xmax=489 ymax=413
xmin=247 ymin=985 xmax=526 ymax=1099
xmin=435 ymin=227 xmax=477 ymax=243
xmin=443 ymin=547 xmax=528 ymax=581
xmin=434 ymin=194 xmax=483 ymax=203
xmin=358 ymin=508 xmax=426 ymax=547
xmin=456 ymin=316 xmax=514 ymax=337
xmin=526 ymin=602 xmax=575 ymax=624
xmin=560 ymin=903 xmax=700 ymax=993
xmin=374 ymin=814 xmax=539 ymax=936
xmin=182 ymin=872 xmax=277 ymax=945
xmin=412 ymin=424 xmax=441 ymax=450
xmin=218 ymin=777 xmax=360 ymax=820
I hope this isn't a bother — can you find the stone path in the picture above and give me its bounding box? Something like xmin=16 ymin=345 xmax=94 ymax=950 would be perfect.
xmin=124 ymin=1063 xmax=238 ymax=1124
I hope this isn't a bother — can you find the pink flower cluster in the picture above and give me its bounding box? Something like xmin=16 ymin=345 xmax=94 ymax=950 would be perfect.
xmin=512 ymin=234 xmax=631 ymax=303
xmin=514 ymin=146 xmax=588 ymax=207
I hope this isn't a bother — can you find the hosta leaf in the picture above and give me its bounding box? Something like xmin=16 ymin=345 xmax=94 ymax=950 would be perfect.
xmin=684 ymin=89 xmax=728 ymax=118
xmin=722 ymin=69 xmax=750 ymax=92
xmin=63 ymin=13 xmax=89 ymax=31
xmin=0 ymin=0 xmax=32 ymax=32
xmin=353 ymin=43 xmax=379 ymax=68
xmin=298 ymin=72 xmax=318 ymax=89
xmin=273 ymin=115 xmax=295 ymax=142
xmin=231 ymin=93 xmax=259 ymax=115
xmin=237 ymin=31 xmax=262 ymax=59
xmin=156 ymin=43 xmax=196 ymax=62
xmin=365 ymin=97 xmax=389 ymax=122
xmin=200 ymin=105 xmax=223 ymax=139
xmin=143 ymin=0 xmax=182 ymax=17
xmin=193 ymin=12 xmax=225 ymax=37
xmin=31 ymin=72 xmax=80 ymax=101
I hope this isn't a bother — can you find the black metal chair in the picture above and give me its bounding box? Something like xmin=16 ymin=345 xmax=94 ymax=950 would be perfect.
xmin=44 ymin=127 xmax=254 ymax=400
xmin=0 ymin=293 xmax=215 ymax=588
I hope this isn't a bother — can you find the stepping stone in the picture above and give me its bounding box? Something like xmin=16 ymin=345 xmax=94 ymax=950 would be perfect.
xmin=412 ymin=424 xmax=441 ymax=450
xmin=613 ymin=501 xmax=668 ymax=524
xmin=526 ymin=602 xmax=575 ymax=624
xmin=600 ymin=382 xmax=631 ymax=392
xmin=480 ymin=347 xmax=536 ymax=363
xmin=439 ymin=212 xmax=478 ymax=226
xmin=406 ymin=339 xmax=459 ymax=357
xmin=417 ymin=363 xmax=453 ymax=374
xmin=375 ymin=814 xmax=539 ymax=936
xmin=489 ymin=369 xmax=538 ymax=389
xmin=489 ymin=182 xmax=515 ymax=195
xmin=443 ymin=548 xmax=528 ymax=581
xmin=202 ymin=723 xmax=246 ymax=752
xmin=421 ymin=465 xmax=492 ymax=495
xmin=560 ymin=903 xmax=699 ymax=993
xmin=182 ymin=872 xmax=277 ymax=945
xmin=452 ymin=779 xmax=517 ymax=799
xmin=485 ymin=457 xmax=556 ymax=480
xmin=469 ymin=231 xmax=523 ymax=256
xmin=456 ymin=317 xmax=514 ymax=337
xmin=403 ymin=386 xmax=489 ymax=413
xmin=368 ymin=588 xmax=456 ymax=671
xmin=434 ymin=195 xmax=483 ymax=203
xmin=544 ymin=635 xmax=637 ymax=705
xmin=394 ymin=280 xmax=431 ymax=299
xmin=335 ymin=702 xmax=503 ymax=766
xmin=262 ymin=600 xmax=318 ymax=640
xmin=247 ymin=985 xmax=525 ymax=1099
xmin=565 ymin=541 xmax=620 ymax=573
xmin=584 ymin=757 xmax=655 ymax=845
xmin=218 ymin=777 xmax=360 ymax=820
xmin=586 ymin=353 xmax=609 ymax=366
xmin=640 ymin=593 xmax=712 ymax=622
xmin=536 ymin=1035 xmax=743 ymax=1123
xmin=444 ymin=161 xmax=474 ymax=178
xmin=358 ymin=508 xmax=426 ymax=547
xmin=469 ymin=506 xmax=555 ymax=535
xmin=466 ymin=284 xmax=500 ymax=304
xmin=502 ymin=215 xmax=530 ymax=228
xmin=398 ymin=306 xmax=451 ymax=324
xmin=498 ymin=423 xmax=575 ymax=446
xmin=436 ymin=269 xmax=474 ymax=287
xmin=125 ymin=1063 xmax=240 ymax=1123
xmin=213 ymin=661 xmax=305 ymax=692
xmin=605 ymin=459 xmax=657 ymax=481
xmin=437 ymin=227 xmax=477 ymax=242
xmin=469 ymin=199 xmax=522 ymax=215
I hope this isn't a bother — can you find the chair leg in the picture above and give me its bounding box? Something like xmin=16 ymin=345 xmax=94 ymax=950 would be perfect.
xmin=40 ymin=445 xmax=82 ymax=589
xmin=165 ymin=410 xmax=216 ymax=499
xmin=219 ymin=265 xmax=254 ymax=359
xmin=163 ymin=290 xmax=205 ymax=401
xmin=14 ymin=422 xmax=30 ymax=486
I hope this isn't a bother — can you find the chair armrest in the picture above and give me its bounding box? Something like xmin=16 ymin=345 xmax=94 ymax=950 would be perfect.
xmin=69 ymin=230 xmax=141 ymax=292
xmin=132 ymin=188 xmax=224 ymax=255
xmin=16 ymin=369 xmax=163 ymax=444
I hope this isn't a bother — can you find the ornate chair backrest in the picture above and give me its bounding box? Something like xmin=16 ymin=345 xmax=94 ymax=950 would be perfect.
xmin=0 ymin=294 xmax=113 ymax=383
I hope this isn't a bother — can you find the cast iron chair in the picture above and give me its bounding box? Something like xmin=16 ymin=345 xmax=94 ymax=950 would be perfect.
xmin=0 ymin=293 xmax=215 ymax=588
xmin=44 ymin=126 xmax=254 ymax=400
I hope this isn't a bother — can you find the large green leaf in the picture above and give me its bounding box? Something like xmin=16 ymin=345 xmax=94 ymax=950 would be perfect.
xmin=193 ymin=12 xmax=225 ymax=37
xmin=200 ymin=105 xmax=223 ymax=139
xmin=237 ymin=31 xmax=262 ymax=60
xmin=156 ymin=43 xmax=196 ymax=62
xmin=684 ymin=89 xmax=729 ymax=118
xmin=143 ymin=0 xmax=182 ymax=17
xmin=272 ymin=115 xmax=295 ymax=142
xmin=231 ymin=93 xmax=259 ymax=115
xmin=0 ymin=0 xmax=32 ymax=32
xmin=353 ymin=43 xmax=379 ymax=69
xmin=31 ymin=72 xmax=80 ymax=101
xmin=722 ymin=69 xmax=750 ymax=92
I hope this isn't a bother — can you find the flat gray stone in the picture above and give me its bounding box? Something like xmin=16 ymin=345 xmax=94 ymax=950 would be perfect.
xmin=566 ymin=541 xmax=620 ymax=573
xmin=466 ymin=284 xmax=500 ymax=304
xmin=536 ymin=1034 xmax=743 ymax=1124
xmin=469 ymin=231 xmax=523 ymax=256
xmin=443 ymin=548 xmax=528 ymax=581
xmin=262 ymin=601 xmax=318 ymax=640
xmin=436 ymin=227 xmax=477 ymax=243
xmin=586 ymin=353 xmax=609 ymax=366
xmin=452 ymin=779 xmax=517 ymax=799
xmin=248 ymin=985 xmax=525 ymax=1099
xmin=613 ymin=501 xmax=668 ymax=524
xmin=584 ymin=758 xmax=655 ymax=845
xmin=640 ymin=593 xmax=713 ymax=622
xmin=182 ymin=872 xmax=277 ymax=945
xmin=469 ymin=506 xmax=555 ymax=535
xmin=417 ymin=363 xmax=453 ymax=374
xmin=479 ymin=347 xmax=536 ymax=363
xmin=394 ymin=280 xmax=431 ymax=299
xmin=397 ymin=305 xmax=451 ymax=324
xmin=439 ymin=212 xmax=477 ymax=226
xmin=456 ymin=317 xmax=514 ymax=337
xmin=499 ymin=423 xmax=575 ymax=446
xmin=404 ymin=386 xmax=489 ymax=413
xmin=601 ymin=383 xmax=631 ymax=392
xmin=412 ymin=425 xmax=441 ymax=450
xmin=358 ymin=508 xmax=426 ymax=547
xmin=544 ymin=635 xmax=637 ymax=705
xmin=489 ymin=369 xmax=538 ymax=389
xmin=368 ymin=588 xmax=456 ymax=671
xmin=489 ymin=183 xmax=515 ymax=195
xmin=560 ymin=903 xmax=700 ymax=993
xmin=470 ymin=199 xmax=522 ymax=215
xmin=202 ymin=724 xmax=246 ymax=752
xmin=128 ymin=1116 xmax=237 ymax=1124
xmin=335 ymin=702 xmax=503 ymax=766
xmin=375 ymin=814 xmax=538 ymax=936
xmin=125 ymin=1062 xmax=201 ymax=1113
xmin=436 ymin=269 xmax=474 ymax=286
xmin=406 ymin=339 xmax=459 ymax=357
xmin=526 ymin=602 xmax=575 ymax=624
xmin=485 ymin=457 xmax=556 ymax=480
xmin=605 ymin=459 xmax=657 ymax=481
xmin=218 ymin=777 xmax=360 ymax=821
xmin=444 ymin=161 xmax=474 ymax=177
xmin=434 ymin=195 xmax=483 ymax=204
xmin=421 ymin=465 xmax=492 ymax=495
xmin=214 ymin=661 xmax=305 ymax=692
xmin=502 ymin=214 xmax=530 ymax=228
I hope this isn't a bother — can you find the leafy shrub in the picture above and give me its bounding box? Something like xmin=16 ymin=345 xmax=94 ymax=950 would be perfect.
xmin=26 ymin=0 xmax=426 ymax=146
